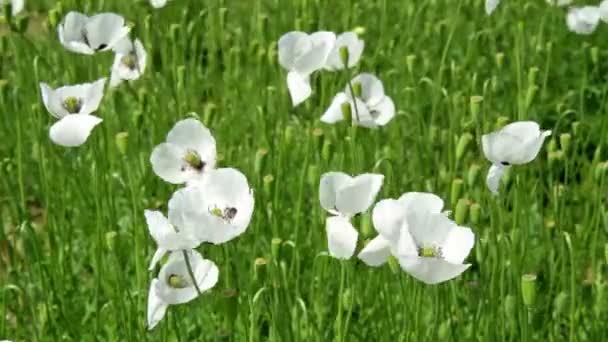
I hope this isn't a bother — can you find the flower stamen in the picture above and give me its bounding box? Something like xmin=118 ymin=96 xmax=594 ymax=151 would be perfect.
xmin=168 ymin=274 xmax=188 ymax=289
xmin=418 ymin=246 xmax=442 ymax=258
xmin=62 ymin=96 xmax=83 ymax=114
xmin=184 ymin=151 xmax=205 ymax=171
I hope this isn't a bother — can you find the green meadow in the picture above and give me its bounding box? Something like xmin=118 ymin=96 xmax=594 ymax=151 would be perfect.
xmin=1 ymin=0 xmax=608 ymax=340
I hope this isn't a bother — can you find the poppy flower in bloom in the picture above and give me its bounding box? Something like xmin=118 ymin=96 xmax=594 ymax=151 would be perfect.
xmin=566 ymin=6 xmax=600 ymax=35
xmin=167 ymin=168 xmax=255 ymax=245
xmin=58 ymin=11 xmax=130 ymax=54
xmin=360 ymin=192 xmax=475 ymax=284
xmin=147 ymin=250 xmax=219 ymax=330
xmin=481 ymin=121 xmax=551 ymax=194
xmin=321 ymin=73 xmax=395 ymax=128
xmin=144 ymin=210 xmax=199 ymax=270
xmin=0 ymin=0 xmax=24 ymax=15
xmin=110 ymin=37 xmax=147 ymax=87
xmin=150 ymin=118 xmax=217 ymax=185
xmin=278 ymin=31 xmax=336 ymax=106
xmin=150 ymin=0 xmax=167 ymax=8
xmin=39 ymin=79 xmax=106 ymax=147
xmin=319 ymin=172 xmax=384 ymax=259
xmin=324 ymin=32 xmax=364 ymax=70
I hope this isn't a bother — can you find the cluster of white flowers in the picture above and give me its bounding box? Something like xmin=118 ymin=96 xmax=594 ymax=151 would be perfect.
xmin=146 ymin=118 xmax=254 ymax=329
xmin=38 ymin=11 xmax=147 ymax=147
xmin=319 ymin=173 xmax=475 ymax=284
xmin=486 ymin=0 xmax=608 ymax=35
xmin=317 ymin=119 xmax=551 ymax=284
xmin=277 ymin=31 xmax=395 ymax=128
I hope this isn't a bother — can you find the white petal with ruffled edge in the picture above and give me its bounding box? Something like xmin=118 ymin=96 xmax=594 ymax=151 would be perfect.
xmin=326 ymin=216 xmax=358 ymax=260
xmin=335 ymin=174 xmax=384 ymax=216
xmin=358 ymin=235 xmax=391 ymax=266
xmin=486 ymin=163 xmax=508 ymax=195
xmin=146 ymin=279 xmax=168 ymax=330
xmin=485 ymin=0 xmax=500 ymax=15
xmin=287 ymin=71 xmax=312 ymax=107
xmin=49 ymin=114 xmax=102 ymax=147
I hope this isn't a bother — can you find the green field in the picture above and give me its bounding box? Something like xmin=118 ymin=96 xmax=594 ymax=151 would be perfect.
xmin=1 ymin=0 xmax=608 ymax=340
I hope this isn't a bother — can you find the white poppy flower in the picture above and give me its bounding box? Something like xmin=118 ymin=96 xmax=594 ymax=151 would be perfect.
xmin=482 ymin=121 xmax=551 ymax=194
xmin=58 ymin=12 xmax=130 ymax=54
xmin=144 ymin=209 xmax=200 ymax=270
xmin=110 ymin=38 xmax=147 ymax=88
xmin=39 ymin=79 xmax=106 ymax=147
xmin=150 ymin=0 xmax=167 ymax=8
xmin=147 ymin=250 xmax=219 ymax=330
xmin=0 ymin=0 xmax=24 ymax=15
xmin=324 ymin=32 xmax=364 ymax=70
xmin=150 ymin=118 xmax=217 ymax=185
xmin=359 ymin=192 xmax=444 ymax=266
xmin=278 ymin=31 xmax=336 ymax=107
xmin=600 ymin=0 xmax=608 ymax=23
xmin=566 ymin=6 xmax=600 ymax=35
xmin=395 ymin=211 xmax=474 ymax=284
xmin=321 ymin=73 xmax=395 ymax=128
xmin=485 ymin=0 xmax=500 ymax=15
xmin=168 ymin=168 xmax=254 ymax=245
xmin=319 ymin=172 xmax=384 ymax=259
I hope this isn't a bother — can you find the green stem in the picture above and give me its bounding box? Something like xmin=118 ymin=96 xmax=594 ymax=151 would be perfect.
xmin=182 ymin=250 xmax=202 ymax=296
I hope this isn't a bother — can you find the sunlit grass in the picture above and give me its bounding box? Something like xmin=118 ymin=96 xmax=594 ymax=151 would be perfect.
xmin=1 ymin=0 xmax=607 ymax=340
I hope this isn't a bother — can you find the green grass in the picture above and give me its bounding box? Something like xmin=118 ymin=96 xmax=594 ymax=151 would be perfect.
xmin=1 ymin=0 xmax=608 ymax=340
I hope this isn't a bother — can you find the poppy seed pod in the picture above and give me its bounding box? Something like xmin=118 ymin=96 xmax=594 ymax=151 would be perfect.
xmin=115 ymin=132 xmax=128 ymax=155
xmin=271 ymin=238 xmax=282 ymax=261
xmin=495 ymin=52 xmax=504 ymax=69
xmin=470 ymin=96 xmax=483 ymax=121
xmin=406 ymin=55 xmax=416 ymax=75
xmin=254 ymin=148 xmax=268 ymax=174
xmin=470 ymin=203 xmax=481 ymax=225
xmin=559 ymin=133 xmax=572 ymax=155
xmin=456 ymin=133 xmax=473 ymax=162
xmin=450 ymin=178 xmax=463 ymax=206
xmin=254 ymin=257 xmax=268 ymax=284
xmin=521 ymin=274 xmax=538 ymax=307
xmin=263 ymin=174 xmax=274 ymax=195
xmin=454 ymin=199 xmax=470 ymax=225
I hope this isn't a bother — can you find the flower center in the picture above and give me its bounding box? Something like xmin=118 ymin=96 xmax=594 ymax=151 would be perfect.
xmin=168 ymin=274 xmax=188 ymax=289
xmin=184 ymin=151 xmax=205 ymax=171
xmin=418 ymin=246 xmax=442 ymax=258
xmin=121 ymin=53 xmax=138 ymax=70
xmin=209 ymin=206 xmax=238 ymax=223
xmin=62 ymin=96 xmax=83 ymax=114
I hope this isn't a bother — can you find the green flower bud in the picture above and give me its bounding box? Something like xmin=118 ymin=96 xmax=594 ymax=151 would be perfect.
xmin=591 ymin=46 xmax=599 ymax=66
xmin=263 ymin=174 xmax=274 ymax=195
xmin=254 ymin=257 xmax=268 ymax=284
xmin=470 ymin=95 xmax=483 ymax=121
xmin=495 ymin=52 xmax=505 ymax=69
xmin=307 ymin=165 xmax=319 ymax=186
xmin=548 ymin=150 xmax=564 ymax=167
xmin=360 ymin=212 xmax=372 ymax=238
xmin=406 ymin=55 xmax=416 ymax=74
xmin=467 ymin=164 xmax=481 ymax=187
xmin=284 ymin=125 xmax=294 ymax=145
xmin=454 ymin=199 xmax=470 ymax=225
xmin=553 ymin=292 xmax=568 ymax=318
xmin=176 ymin=65 xmax=186 ymax=90
xmin=48 ymin=9 xmax=61 ymax=29
xmin=521 ymin=274 xmax=537 ymax=307
xmin=353 ymin=26 xmax=366 ymax=35
xmin=559 ymin=133 xmax=572 ymax=155
xmin=571 ymin=121 xmax=581 ymax=136
xmin=115 ymin=132 xmax=128 ymax=155
xmin=254 ymin=148 xmax=268 ymax=174
xmin=271 ymin=237 xmax=282 ymax=261
xmin=221 ymin=288 xmax=238 ymax=331
xmin=450 ymin=178 xmax=463 ymax=206
xmin=339 ymin=46 xmax=349 ymax=67
xmin=470 ymin=203 xmax=481 ymax=225
xmin=455 ymin=133 xmax=473 ymax=161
